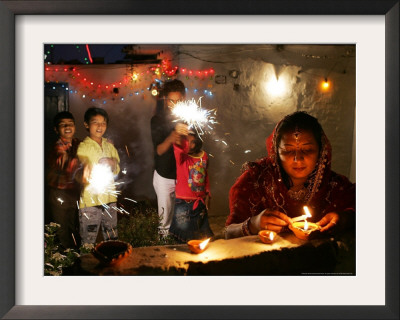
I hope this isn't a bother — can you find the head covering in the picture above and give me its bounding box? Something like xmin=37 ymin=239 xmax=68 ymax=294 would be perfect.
xmin=265 ymin=117 xmax=332 ymax=204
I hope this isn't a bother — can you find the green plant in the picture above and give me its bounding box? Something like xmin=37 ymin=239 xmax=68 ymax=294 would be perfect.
xmin=44 ymin=222 xmax=94 ymax=276
xmin=118 ymin=206 xmax=178 ymax=247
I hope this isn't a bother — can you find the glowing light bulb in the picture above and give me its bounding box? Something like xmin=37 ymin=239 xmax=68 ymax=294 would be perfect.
xmin=266 ymin=76 xmax=286 ymax=97
xmin=320 ymin=78 xmax=331 ymax=91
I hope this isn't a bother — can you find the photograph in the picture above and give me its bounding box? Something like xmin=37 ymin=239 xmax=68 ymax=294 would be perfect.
xmin=43 ymin=43 xmax=356 ymax=276
xmin=1 ymin=0 xmax=398 ymax=318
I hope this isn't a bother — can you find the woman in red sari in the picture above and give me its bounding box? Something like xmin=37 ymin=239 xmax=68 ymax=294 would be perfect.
xmin=225 ymin=111 xmax=355 ymax=239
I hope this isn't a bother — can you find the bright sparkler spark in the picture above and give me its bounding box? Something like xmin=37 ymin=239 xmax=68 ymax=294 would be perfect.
xmin=170 ymin=97 xmax=217 ymax=137
xmin=124 ymin=197 xmax=137 ymax=203
xmin=104 ymin=208 xmax=112 ymax=218
xmin=71 ymin=233 xmax=77 ymax=247
xmin=57 ymin=198 xmax=64 ymax=205
xmin=87 ymin=163 xmax=115 ymax=195
xmin=125 ymin=145 xmax=130 ymax=157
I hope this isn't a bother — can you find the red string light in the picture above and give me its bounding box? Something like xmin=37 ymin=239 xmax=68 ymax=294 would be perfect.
xmin=85 ymin=44 xmax=93 ymax=64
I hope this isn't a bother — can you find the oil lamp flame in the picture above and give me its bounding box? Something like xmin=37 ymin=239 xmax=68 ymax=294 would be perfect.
xmin=303 ymin=206 xmax=312 ymax=218
xmin=269 ymin=232 xmax=274 ymax=241
xmin=199 ymin=238 xmax=210 ymax=250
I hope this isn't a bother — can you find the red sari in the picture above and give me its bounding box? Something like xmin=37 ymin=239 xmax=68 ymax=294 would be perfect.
xmin=226 ymin=127 xmax=355 ymax=225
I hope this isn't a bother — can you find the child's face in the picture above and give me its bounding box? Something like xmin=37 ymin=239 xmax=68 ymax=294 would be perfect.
xmin=85 ymin=114 xmax=107 ymax=142
xmin=188 ymin=135 xmax=196 ymax=154
xmin=56 ymin=118 xmax=75 ymax=141
xmin=166 ymin=91 xmax=184 ymax=109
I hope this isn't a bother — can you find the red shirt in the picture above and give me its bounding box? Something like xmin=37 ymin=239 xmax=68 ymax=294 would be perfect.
xmin=47 ymin=137 xmax=80 ymax=190
xmin=173 ymin=139 xmax=210 ymax=208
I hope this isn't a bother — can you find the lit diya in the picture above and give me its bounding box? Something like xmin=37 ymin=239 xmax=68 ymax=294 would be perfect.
xmin=92 ymin=240 xmax=132 ymax=266
xmin=187 ymin=238 xmax=211 ymax=254
xmin=289 ymin=220 xmax=321 ymax=240
xmin=258 ymin=230 xmax=276 ymax=244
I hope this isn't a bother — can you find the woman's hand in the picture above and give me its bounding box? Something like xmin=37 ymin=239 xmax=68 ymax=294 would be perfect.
xmin=249 ymin=209 xmax=293 ymax=234
xmin=316 ymin=212 xmax=339 ymax=232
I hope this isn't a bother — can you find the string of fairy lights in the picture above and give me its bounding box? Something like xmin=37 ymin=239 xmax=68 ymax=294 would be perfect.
xmin=45 ymin=44 xmax=342 ymax=105
xmin=45 ymin=64 xmax=216 ymax=103
xmin=44 ymin=44 xmax=218 ymax=103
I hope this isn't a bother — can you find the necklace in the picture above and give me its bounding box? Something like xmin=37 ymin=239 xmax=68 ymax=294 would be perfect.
xmin=287 ymin=186 xmax=307 ymax=201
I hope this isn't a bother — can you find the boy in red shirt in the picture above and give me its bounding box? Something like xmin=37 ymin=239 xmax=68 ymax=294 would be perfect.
xmin=169 ymin=124 xmax=214 ymax=242
xmin=46 ymin=111 xmax=81 ymax=249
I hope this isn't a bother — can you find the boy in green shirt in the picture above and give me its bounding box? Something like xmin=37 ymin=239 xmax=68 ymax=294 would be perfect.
xmin=77 ymin=107 xmax=120 ymax=245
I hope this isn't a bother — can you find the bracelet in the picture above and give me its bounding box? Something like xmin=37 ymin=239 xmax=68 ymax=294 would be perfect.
xmin=241 ymin=217 xmax=251 ymax=236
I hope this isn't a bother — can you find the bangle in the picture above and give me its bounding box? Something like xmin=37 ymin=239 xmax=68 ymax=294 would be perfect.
xmin=241 ymin=218 xmax=251 ymax=236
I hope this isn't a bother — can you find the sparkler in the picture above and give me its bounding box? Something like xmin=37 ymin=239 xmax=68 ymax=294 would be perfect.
xmin=125 ymin=145 xmax=130 ymax=157
xmin=57 ymin=198 xmax=64 ymax=205
xmin=170 ymin=97 xmax=217 ymax=137
xmin=87 ymin=163 xmax=115 ymax=195
xmin=71 ymin=233 xmax=77 ymax=247
xmin=104 ymin=208 xmax=112 ymax=218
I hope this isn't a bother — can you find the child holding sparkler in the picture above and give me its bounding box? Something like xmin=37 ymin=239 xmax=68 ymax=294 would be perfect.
xmin=151 ymin=79 xmax=186 ymax=238
xmin=46 ymin=111 xmax=81 ymax=249
xmin=77 ymin=107 xmax=120 ymax=245
xmin=169 ymin=123 xmax=214 ymax=243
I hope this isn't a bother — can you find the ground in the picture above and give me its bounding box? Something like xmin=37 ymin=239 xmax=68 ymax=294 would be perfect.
xmin=208 ymin=214 xmax=227 ymax=239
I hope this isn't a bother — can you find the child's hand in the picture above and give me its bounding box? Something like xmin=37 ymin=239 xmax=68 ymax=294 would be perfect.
xmin=82 ymin=164 xmax=91 ymax=184
xmin=99 ymin=157 xmax=116 ymax=172
xmin=167 ymin=130 xmax=180 ymax=144
xmin=175 ymin=123 xmax=189 ymax=136
xmin=56 ymin=151 xmax=68 ymax=168
xmin=205 ymin=194 xmax=211 ymax=211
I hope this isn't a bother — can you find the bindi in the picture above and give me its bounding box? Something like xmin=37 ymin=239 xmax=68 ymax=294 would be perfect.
xmin=293 ymin=127 xmax=301 ymax=146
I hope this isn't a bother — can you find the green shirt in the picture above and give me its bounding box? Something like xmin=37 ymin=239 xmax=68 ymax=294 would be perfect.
xmin=77 ymin=137 xmax=120 ymax=208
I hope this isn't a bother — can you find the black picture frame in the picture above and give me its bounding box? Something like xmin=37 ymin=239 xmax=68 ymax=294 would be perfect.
xmin=0 ymin=1 xmax=398 ymax=319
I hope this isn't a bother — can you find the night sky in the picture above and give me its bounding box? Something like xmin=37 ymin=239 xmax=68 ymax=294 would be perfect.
xmin=44 ymin=44 xmax=128 ymax=65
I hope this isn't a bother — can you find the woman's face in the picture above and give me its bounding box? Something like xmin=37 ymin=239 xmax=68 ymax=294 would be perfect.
xmin=278 ymin=129 xmax=319 ymax=187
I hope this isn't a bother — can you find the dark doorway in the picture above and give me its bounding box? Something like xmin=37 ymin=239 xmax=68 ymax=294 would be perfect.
xmin=44 ymin=82 xmax=69 ymax=223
